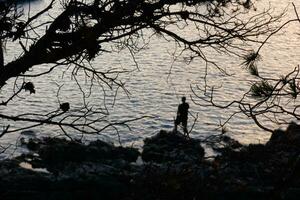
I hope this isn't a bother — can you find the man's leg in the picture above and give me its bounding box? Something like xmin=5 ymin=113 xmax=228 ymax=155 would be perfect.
xmin=182 ymin=120 xmax=188 ymax=137
xmin=174 ymin=117 xmax=180 ymax=133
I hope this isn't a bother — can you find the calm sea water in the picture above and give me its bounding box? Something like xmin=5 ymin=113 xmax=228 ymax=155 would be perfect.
xmin=1 ymin=0 xmax=300 ymax=156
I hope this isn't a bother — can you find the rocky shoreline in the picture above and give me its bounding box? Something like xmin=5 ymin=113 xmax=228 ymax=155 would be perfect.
xmin=1 ymin=124 xmax=300 ymax=200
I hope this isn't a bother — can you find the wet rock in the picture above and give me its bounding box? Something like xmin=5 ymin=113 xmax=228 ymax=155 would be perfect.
xmin=21 ymin=130 xmax=36 ymax=136
xmin=24 ymin=137 xmax=139 ymax=172
xmin=142 ymin=130 xmax=204 ymax=163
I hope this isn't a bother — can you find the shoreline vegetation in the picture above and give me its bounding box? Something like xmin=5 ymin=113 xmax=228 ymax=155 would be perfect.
xmin=1 ymin=123 xmax=300 ymax=199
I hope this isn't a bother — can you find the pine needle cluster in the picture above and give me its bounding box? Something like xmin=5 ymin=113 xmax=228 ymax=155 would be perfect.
xmin=250 ymin=80 xmax=273 ymax=97
xmin=242 ymin=51 xmax=260 ymax=76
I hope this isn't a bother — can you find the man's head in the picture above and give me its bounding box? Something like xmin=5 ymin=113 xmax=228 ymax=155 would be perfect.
xmin=182 ymin=96 xmax=186 ymax=102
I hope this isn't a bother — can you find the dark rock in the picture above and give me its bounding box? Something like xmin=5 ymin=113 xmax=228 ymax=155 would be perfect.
xmin=87 ymin=140 xmax=140 ymax=162
xmin=286 ymin=122 xmax=300 ymax=144
xmin=38 ymin=138 xmax=86 ymax=168
xmin=221 ymin=135 xmax=243 ymax=149
xmin=0 ymin=159 xmax=132 ymax=200
xmin=26 ymin=138 xmax=40 ymax=151
xmin=5 ymin=125 xmax=300 ymax=200
xmin=267 ymin=122 xmax=300 ymax=150
xmin=0 ymin=137 xmax=141 ymax=200
xmin=26 ymin=137 xmax=139 ymax=172
xmin=212 ymin=135 xmax=243 ymax=154
xmin=267 ymin=129 xmax=287 ymax=146
xmin=142 ymin=130 xmax=204 ymax=163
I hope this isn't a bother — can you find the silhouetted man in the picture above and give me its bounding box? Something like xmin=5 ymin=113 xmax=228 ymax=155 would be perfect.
xmin=175 ymin=96 xmax=189 ymax=136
